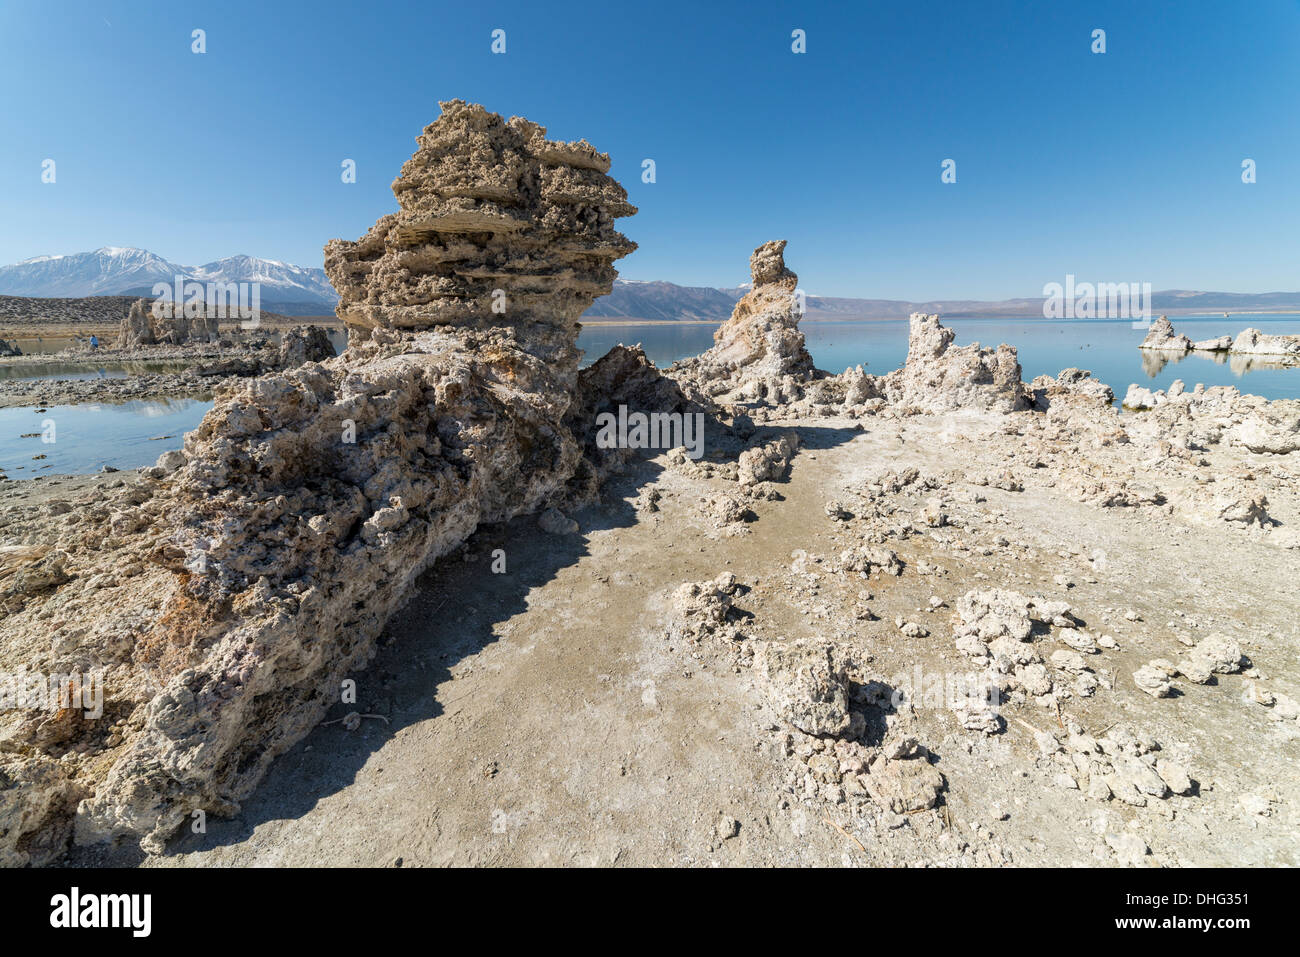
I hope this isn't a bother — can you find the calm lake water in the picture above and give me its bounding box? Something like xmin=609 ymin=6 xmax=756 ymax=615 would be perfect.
xmin=0 ymin=328 xmax=350 ymax=479
xmin=3 ymin=316 xmax=1296 ymax=480
xmin=0 ymin=398 xmax=212 ymax=477
xmin=577 ymin=315 xmax=1300 ymax=403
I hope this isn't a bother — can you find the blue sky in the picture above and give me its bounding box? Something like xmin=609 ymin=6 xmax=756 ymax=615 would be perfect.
xmin=2 ymin=0 xmax=1297 ymax=299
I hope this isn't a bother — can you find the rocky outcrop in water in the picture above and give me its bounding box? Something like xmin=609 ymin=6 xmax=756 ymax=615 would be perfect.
xmin=1137 ymin=317 xmax=1300 ymax=363
xmin=0 ymin=100 xmax=636 ymax=863
xmin=0 ymin=338 xmax=20 ymax=357
xmin=1230 ymin=327 xmax=1300 ymax=359
xmin=1138 ymin=316 xmax=1193 ymax=352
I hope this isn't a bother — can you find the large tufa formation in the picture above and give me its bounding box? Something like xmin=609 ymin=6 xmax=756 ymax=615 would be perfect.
xmin=671 ymin=240 xmax=816 ymax=406
xmin=0 ymin=101 xmax=635 ymax=863
xmin=326 ymin=99 xmax=635 ymax=364
xmin=884 ymin=313 xmax=1029 ymax=413
xmin=1229 ymin=327 xmax=1300 ymax=360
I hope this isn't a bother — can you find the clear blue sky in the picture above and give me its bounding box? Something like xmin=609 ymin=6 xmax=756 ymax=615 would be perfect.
xmin=2 ymin=0 xmax=1297 ymax=299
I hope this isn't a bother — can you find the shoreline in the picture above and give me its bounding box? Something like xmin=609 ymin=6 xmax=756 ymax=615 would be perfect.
xmin=580 ymin=311 xmax=1300 ymax=326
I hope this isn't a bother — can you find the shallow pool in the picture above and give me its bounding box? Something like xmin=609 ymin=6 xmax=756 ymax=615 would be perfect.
xmin=0 ymin=398 xmax=213 ymax=478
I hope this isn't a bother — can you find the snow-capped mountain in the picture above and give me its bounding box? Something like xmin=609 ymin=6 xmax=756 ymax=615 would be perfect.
xmin=0 ymin=247 xmax=339 ymax=313
xmin=187 ymin=254 xmax=338 ymax=303
xmin=0 ymin=247 xmax=179 ymax=298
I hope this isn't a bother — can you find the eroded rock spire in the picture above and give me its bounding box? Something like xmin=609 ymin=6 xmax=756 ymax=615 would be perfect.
xmin=671 ymin=239 xmax=815 ymax=407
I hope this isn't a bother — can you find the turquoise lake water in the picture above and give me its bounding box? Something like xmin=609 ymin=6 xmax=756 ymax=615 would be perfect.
xmin=577 ymin=315 xmax=1300 ymax=403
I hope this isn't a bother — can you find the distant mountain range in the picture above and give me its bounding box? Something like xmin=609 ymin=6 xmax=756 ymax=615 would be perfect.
xmin=0 ymin=247 xmax=339 ymax=315
xmin=5 ymin=249 xmax=1299 ymax=322
xmin=584 ymin=279 xmax=1300 ymax=322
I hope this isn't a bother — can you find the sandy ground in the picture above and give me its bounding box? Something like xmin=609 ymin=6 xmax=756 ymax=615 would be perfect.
xmin=52 ymin=405 xmax=1299 ymax=868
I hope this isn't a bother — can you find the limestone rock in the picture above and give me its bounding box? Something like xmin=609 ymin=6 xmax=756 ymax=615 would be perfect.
xmin=564 ymin=344 xmax=694 ymax=489
xmin=325 ymin=99 xmax=635 ymax=342
xmin=955 ymin=588 xmax=1034 ymax=644
xmin=1229 ymin=405 xmax=1300 ymax=455
xmin=1229 ymin=328 xmax=1300 ymax=358
xmin=118 ymin=297 xmax=220 ymax=348
xmin=1177 ymin=633 xmax=1243 ymax=683
xmin=1133 ymin=662 xmax=1175 ymax=698
xmin=757 ymin=641 xmax=851 ymax=737
xmin=1137 ymin=316 xmax=1192 ymax=352
xmin=277 ymin=325 xmax=334 ymax=367
xmin=669 ymin=241 xmax=816 ymax=407
xmin=885 ymin=313 xmax=1029 ymax=413
xmin=865 ymin=739 xmax=946 ymax=813
xmin=1105 ymin=831 xmax=1150 ymax=866
xmin=737 ymin=433 xmax=799 ymax=486
xmin=1031 ymin=368 xmax=1114 ymax=408
xmin=669 ymin=574 xmax=741 ymax=642
xmin=1122 ymin=384 xmax=1165 ymax=410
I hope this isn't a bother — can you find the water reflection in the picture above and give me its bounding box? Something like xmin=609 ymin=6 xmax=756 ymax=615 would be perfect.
xmin=0 ymin=398 xmax=214 ymax=477
xmin=0 ymin=359 xmax=200 ymax=382
xmin=1140 ymin=348 xmax=1296 ymax=377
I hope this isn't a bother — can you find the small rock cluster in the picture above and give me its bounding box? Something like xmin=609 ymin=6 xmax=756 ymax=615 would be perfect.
xmin=757 ymin=640 xmax=946 ymax=816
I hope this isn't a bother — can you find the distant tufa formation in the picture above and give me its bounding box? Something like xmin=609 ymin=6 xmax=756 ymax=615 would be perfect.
xmin=670 ymin=240 xmax=815 ymax=406
xmin=118 ymin=297 xmax=220 ymax=348
xmin=883 ymin=312 xmax=1028 ymax=414
xmin=671 ymin=239 xmax=1027 ymax=418
xmin=1141 ymin=315 xmax=1300 ymax=361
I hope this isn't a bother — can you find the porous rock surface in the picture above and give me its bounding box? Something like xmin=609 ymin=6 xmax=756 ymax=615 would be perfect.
xmin=670 ymin=240 xmax=817 ymax=407
xmin=882 ymin=313 xmax=1029 ymax=413
xmin=1138 ymin=316 xmax=1193 ymax=353
xmin=1230 ymin=327 xmax=1300 ymax=359
xmin=0 ymin=100 xmax=635 ymax=863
